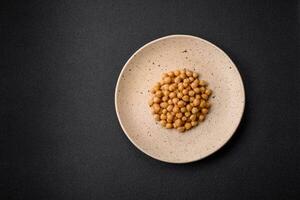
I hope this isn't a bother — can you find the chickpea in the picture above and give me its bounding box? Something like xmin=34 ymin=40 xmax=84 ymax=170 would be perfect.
xmin=186 ymin=70 xmax=193 ymax=77
xmin=185 ymin=112 xmax=191 ymax=117
xmin=155 ymin=90 xmax=163 ymax=98
xmin=183 ymin=78 xmax=190 ymax=84
xmin=191 ymin=121 xmax=198 ymax=126
xmin=167 ymin=99 xmax=173 ymax=105
xmin=191 ymin=82 xmax=198 ymax=89
xmin=205 ymin=102 xmax=211 ymax=108
xmin=201 ymin=94 xmax=208 ymax=100
xmin=189 ymin=77 xmax=194 ymax=82
xmin=150 ymin=107 xmax=156 ymax=114
xmin=154 ymin=82 xmax=161 ymax=87
xmin=199 ymin=114 xmax=205 ymax=121
xmin=182 ymin=95 xmax=189 ymax=102
xmin=166 ymin=111 xmax=173 ymax=116
xmin=186 ymin=104 xmax=192 ymax=111
xmin=200 ymin=100 xmax=206 ymax=108
xmin=177 ymin=126 xmax=185 ymax=132
xmin=153 ymin=96 xmax=161 ymax=103
xmin=176 ymin=112 xmax=183 ymax=119
xmin=195 ymin=94 xmax=201 ymax=99
xmin=167 ymin=104 xmax=173 ymax=112
xmin=174 ymin=77 xmax=182 ymax=83
xmin=180 ymin=73 xmax=186 ymax=79
xmin=183 ymin=82 xmax=189 ymax=88
xmin=199 ymin=80 xmax=206 ymax=86
xmin=190 ymin=96 xmax=195 ymax=102
xmin=160 ymin=84 xmax=168 ymax=91
xmin=169 ymin=110 xmax=174 ymax=115
xmin=174 ymin=70 xmax=180 ymax=76
xmin=153 ymin=84 xmax=160 ymax=90
xmin=205 ymin=89 xmax=212 ymax=96
xmin=178 ymin=84 xmax=184 ymax=91
xmin=188 ymin=90 xmax=195 ymax=97
xmin=192 ymin=80 xmax=199 ymax=88
xmin=167 ymin=85 xmax=174 ymax=91
xmin=164 ymin=77 xmax=172 ymax=84
xmin=180 ymin=107 xmax=187 ymax=113
xmin=167 ymin=115 xmax=173 ymax=123
xmin=173 ymin=123 xmax=178 ymax=128
xmin=184 ymin=122 xmax=192 ymax=130
xmin=182 ymin=116 xmax=187 ymax=121
xmin=178 ymin=100 xmax=185 ymax=108
xmin=160 ymin=113 xmax=167 ymax=120
xmin=151 ymin=88 xmax=156 ymax=94
xmin=193 ymin=98 xmax=200 ymax=106
xmin=160 ymin=102 xmax=168 ymax=108
xmin=167 ymin=71 xmax=174 ymax=77
xmin=160 ymin=120 xmax=167 ymax=126
xmin=190 ymin=114 xmax=197 ymax=121
xmin=172 ymin=105 xmax=180 ymax=113
xmin=182 ymin=89 xmax=189 ymax=95
xmin=162 ymin=96 xmax=168 ymax=102
xmin=192 ymin=72 xmax=199 ymax=78
xmin=162 ymin=109 xmax=167 ymax=114
xmin=172 ymin=78 xmax=177 ymax=83
xmin=177 ymin=92 xmax=183 ymax=99
xmin=169 ymin=92 xmax=176 ymax=98
xmin=194 ymin=87 xmax=201 ymax=94
xmin=166 ymin=123 xmax=173 ymax=129
xmin=172 ymin=98 xmax=179 ymax=104
xmin=151 ymin=114 xmax=159 ymax=121
xmin=191 ymin=107 xmax=199 ymax=114
xmin=148 ymin=99 xmax=154 ymax=106
xmin=201 ymin=108 xmax=208 ymax=114
xmin=163 ymin=90 xmax=170 ymax=96
xmin=153 ymin=103 xmax=160 ymax=113
xmin=162 ymin=73 xmax=168 ymax=78
xmin=200 ymin=87 xmax=206 ymax=93
xmin=175 ymin=119 xmax=183 ymax=127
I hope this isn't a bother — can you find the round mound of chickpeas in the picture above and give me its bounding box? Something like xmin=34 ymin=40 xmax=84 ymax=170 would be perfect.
xmin=148 ymin=69 xmax=212 ymax=132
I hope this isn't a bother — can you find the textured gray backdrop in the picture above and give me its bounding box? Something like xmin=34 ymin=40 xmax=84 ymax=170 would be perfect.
xmin=2 ymin=0 xmax=299 ymax=199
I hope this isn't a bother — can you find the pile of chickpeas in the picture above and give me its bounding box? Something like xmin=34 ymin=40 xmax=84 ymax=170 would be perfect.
xmin=148 ymin=69 xmax=212 ymax=132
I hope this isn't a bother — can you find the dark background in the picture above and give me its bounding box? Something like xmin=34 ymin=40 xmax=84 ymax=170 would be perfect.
xmin=1 ymin=0 xmax=299 ymax=199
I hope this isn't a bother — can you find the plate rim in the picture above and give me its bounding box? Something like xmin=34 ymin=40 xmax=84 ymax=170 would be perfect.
xmin=115 ymin=34 xmax=245 ymax=164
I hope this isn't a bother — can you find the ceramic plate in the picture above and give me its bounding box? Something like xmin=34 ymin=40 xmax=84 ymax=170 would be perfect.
xmin=115 ymin=35 xmax=245 ymax=163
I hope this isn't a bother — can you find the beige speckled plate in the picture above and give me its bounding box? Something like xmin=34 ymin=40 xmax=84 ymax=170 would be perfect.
xmin=115 ymin=35 xmax=245 ymax=163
